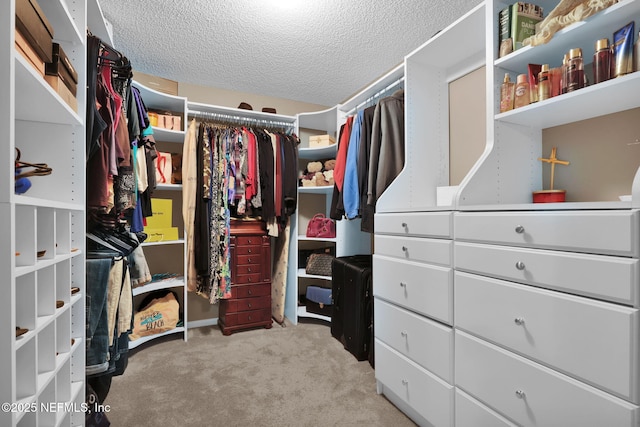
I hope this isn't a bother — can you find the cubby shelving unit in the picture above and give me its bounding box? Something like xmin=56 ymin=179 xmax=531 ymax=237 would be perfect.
xmin=2 ymin=0 xmax=88 ymax=425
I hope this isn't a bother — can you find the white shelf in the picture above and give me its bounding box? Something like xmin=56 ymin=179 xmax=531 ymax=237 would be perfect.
xmin=298 ymin=145 xmax=338 ymax=161
xmin=14 ymin=55 xmax=82 ymax=126
xmin=298 ymin=186 xmax=333 ymax=195
xmin=296 ymin=305 xmax=331 ymax=322
xmin=151 ymin=126 xmax=186 ymax=143
xmin=297 ymin=235 xmax=338 ymax=243
xmin=132 ymin=277 xmax=185 ymax=297
xmin=155 ymin=183 xmax=183 ymax=191
xmin=128 ymin=326 xmax=186 ymax=349
xmin=297 ymin=269 xmax=331 ymax=281
xmin=141 ymin=239 xmax=185 ymax=247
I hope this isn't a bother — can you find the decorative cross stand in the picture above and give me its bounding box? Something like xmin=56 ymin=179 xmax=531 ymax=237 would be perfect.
xmin=533 ymin=147 xmax=570 ymax=203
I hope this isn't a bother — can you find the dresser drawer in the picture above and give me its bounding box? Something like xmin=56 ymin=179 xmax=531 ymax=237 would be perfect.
xmin=235 ymin=264 xmax=263 ymax=275
xmin=454 ymin=210 xmax=640 ymax=256
xmin=233 ymin=272 xmax=263 ymax=285
xmin=230 ymin=283 xmax=270 ymax=299
xmin=236 ymin=254 xmax=261 ymax=266
xmin=455 ymin=331 xmax=639 ymax=427
xmin=373 ymin=254 xmax=452 ymax=324
xmin=455 ymin=242 xmax=639 ymax=306
xmin=455 ymin=389 xmax=517 ymax=427
xmin=375 ymin=298 xmax=453 ymax=382
xmin=374 ymin=235 xmax=451 ymax=266
xmin=221 ymin=295 xmax=270 ymax=313
xmin=375 ymin=211 xmax=452 ymax=238
xmin=455 ymin=272 xmax=639 ymax=403
xmin=237 ymin=235 xmax=265 ymax=246
xmin=221 ymin=307 xmax=271 ymax=327
xmin=375 ymin=340 xmax=454 ymax=427
xmin=235 ymin=245 xmax=262 ymax=256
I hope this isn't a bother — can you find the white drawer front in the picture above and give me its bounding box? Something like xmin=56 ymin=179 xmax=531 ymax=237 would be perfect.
xmin=373 ymin=254 xmax=452 ymax=324
xmin=374 ymin=234 xmax=452 ymax=266
xmin=374 ymin=298 xmax=453 ymax=383
xmin=455 ymin=272 xmax=639 ymax=403
xmin=454 ymin=210 xmax=639 ymax=256
xmin=455 ymin=389 xmax=517 ymax=427
xmin=375 ymin=339 xmax=454 ymax=427
xmin=455 ymin=331 xmax=640 ymax=427
xmin=455 ymin=242 xmax=639 ymax=306
xmin=375 ymin=211 xmax=452 ymax=238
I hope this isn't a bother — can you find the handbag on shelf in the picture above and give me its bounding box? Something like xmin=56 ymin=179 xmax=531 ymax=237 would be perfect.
xmin=306 ymin=214 xmax=336 ymax=238
xmin=305 ymin=253 xmax=334 ymax=277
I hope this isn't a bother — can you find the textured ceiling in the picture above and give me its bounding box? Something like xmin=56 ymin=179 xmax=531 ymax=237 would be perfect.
xmin=99 ymin=0 xmax=482 ymax=106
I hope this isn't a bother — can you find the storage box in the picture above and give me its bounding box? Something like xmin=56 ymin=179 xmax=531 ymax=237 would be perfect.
xmin=15 ymin=0 xmax=54 ymax=63
xmin=309 ymin=135 xmax=336 ymax=148
xmin=44 ymin=74 xmax=78 ymax=112
xmin=15 ymin=29 xmax=45 ymax=76
xmin=145 ymin=227 xmax=180 ymax=242
xmin=305 ymin=286 xmax=332 ymax=317
xmin=133 ymin=70 xmax=179 ymax=96
xmin=146 ymin=198 xmax=173 ymax=228
xmin=45 ymin=43 xmax=78 ymax=94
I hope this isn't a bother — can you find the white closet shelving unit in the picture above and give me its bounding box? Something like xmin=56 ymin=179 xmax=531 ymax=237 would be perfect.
xmin=130 ymin=81 xmax=188 ymax=349
xmin=2 ymin=0 xmax=88 ymax=425
xmin=373 ymin=0 xmax=640 ymax=425
xmin=284 ymin=101 xmax=374 ymax=325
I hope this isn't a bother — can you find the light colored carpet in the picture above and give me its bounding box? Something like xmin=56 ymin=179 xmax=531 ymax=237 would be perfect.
xmin=104 ymin=320 xmax=416 ymax=426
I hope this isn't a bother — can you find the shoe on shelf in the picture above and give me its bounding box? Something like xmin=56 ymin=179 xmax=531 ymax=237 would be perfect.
xmin=71 ymin=287 xmax=80 ymax=295
xmin=56 ymin=300 xmax=64 ymax=309
xmin=16 ymin=327 xmax=28 ymax=337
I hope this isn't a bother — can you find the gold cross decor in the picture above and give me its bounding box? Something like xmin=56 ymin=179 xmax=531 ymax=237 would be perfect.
xmin=538 ymin=147 xmax=569 ymax=190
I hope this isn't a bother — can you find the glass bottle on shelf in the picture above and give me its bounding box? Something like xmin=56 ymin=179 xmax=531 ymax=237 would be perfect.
xmin=513 ymin=73 xmax=530 ymax=109
xmin=538 ymin=64 xmax=551 ymax=101
xmin=561 ymin=53 xmax=569 ymax=94
xmin=593 ymin=38 xmax=611 ymax=84
xmin=499 ymin=73 xmax=515 ymax=113
xmin=566 ymin=48 xmax=584 ymax=92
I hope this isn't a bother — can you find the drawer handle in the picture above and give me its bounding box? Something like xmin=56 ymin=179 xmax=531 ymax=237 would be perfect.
xmin=514 ymin=317 xmax=525 ymax=326
xmin=247 ymin=258 xmax=252 ymax=263
xmin=248 ymin=268 xmax=252 ymax=273
xmin=401 ymin=222 xmax=407 ymax=228
xmin=401 ymin=246 xmax=408 ymax=252
xmin=248 ymin=303 xmax=252 ymax=308
xmin=515 ymin=225 xmax=525 ymax=234
xmin=515 ymin=390 xmax=526 ymax=399
xmin=248 ymin=290 xmax=252 ymax=295
xmin=515 ymin=261 xmax=525 ymax=270
xmin=399 ymin=282 xmax=406 ymax=288
xmin=248 ymin=249 xmax=252 ymax=253
xmin=400 ymin=331 xmax=408 ymax=338
xmin=401 ymin=379 xmax=408 ymax=386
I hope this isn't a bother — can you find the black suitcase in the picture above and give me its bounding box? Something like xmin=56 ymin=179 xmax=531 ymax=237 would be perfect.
xmin=331 ymin=255 xmax=373 ymax=363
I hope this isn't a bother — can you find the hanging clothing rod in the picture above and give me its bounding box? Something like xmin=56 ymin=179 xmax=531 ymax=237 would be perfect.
xmin=188 ymin=110 xmax=295 ymax=130
xmin=344 ymin=76 xmax=405 ymax=117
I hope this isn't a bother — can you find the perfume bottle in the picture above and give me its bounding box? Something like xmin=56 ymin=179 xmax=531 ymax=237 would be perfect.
xmin=566 ymin=48 xmax=584 ymax=92
xmin=538 ymin=64 xmax=551 ymax=101
xmin=513 ymin=74 xmax=530 ymax=109
xmin=561 ymin=53 xmax=569 ymax=94
xmin=499 ymin=73 xmax=515 ymax=113
xmin=593 ymin=38 xmax=611 ymax=84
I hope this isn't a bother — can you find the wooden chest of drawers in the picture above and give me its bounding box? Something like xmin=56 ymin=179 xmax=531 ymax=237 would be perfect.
xmin=218 ymin=220 xmax=272 ymax=335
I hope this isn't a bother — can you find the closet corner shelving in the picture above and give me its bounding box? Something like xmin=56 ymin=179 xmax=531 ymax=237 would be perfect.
xmin=129 ymin=81 xmax=188 ymax=349
xmin=3 ymin=0 xmax=88 ymax=426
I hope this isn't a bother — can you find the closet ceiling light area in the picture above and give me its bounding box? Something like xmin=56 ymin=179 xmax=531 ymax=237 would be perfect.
xmin=98 ymin=0 xmax=481 ymax=106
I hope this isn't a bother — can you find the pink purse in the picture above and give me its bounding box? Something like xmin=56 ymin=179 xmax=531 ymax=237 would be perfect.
xmin=306 ymin=214 xmax=336 ymax=238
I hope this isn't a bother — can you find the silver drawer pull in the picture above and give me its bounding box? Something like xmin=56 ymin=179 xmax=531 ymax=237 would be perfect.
xmin=401 ymin=379 xmax=408 ymax=386
xmin=515 ymin=390 xmax=526 ymax=399
xmin=400 ymin=331 xmax=408 ymax=337
xmin=401 ymin=246 xmax=407 ymax=252
xmin=515 ymin=225 xmax=525 ymax=234
xmin=514 ymin=317 xmax=525 ymax=326
xmin=515 ymin=261 xmax=525 ymax=270
xmin=399 ymin=282 xmax=406 ymax=288
xmin=401 ymin=222 xmax=407 ymax=228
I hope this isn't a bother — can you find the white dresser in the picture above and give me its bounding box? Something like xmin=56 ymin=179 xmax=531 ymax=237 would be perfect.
xmin=453 ymin=210 xmax=640 ymax=426
xmin=373 ymin=211 xmax=455 ymax=426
